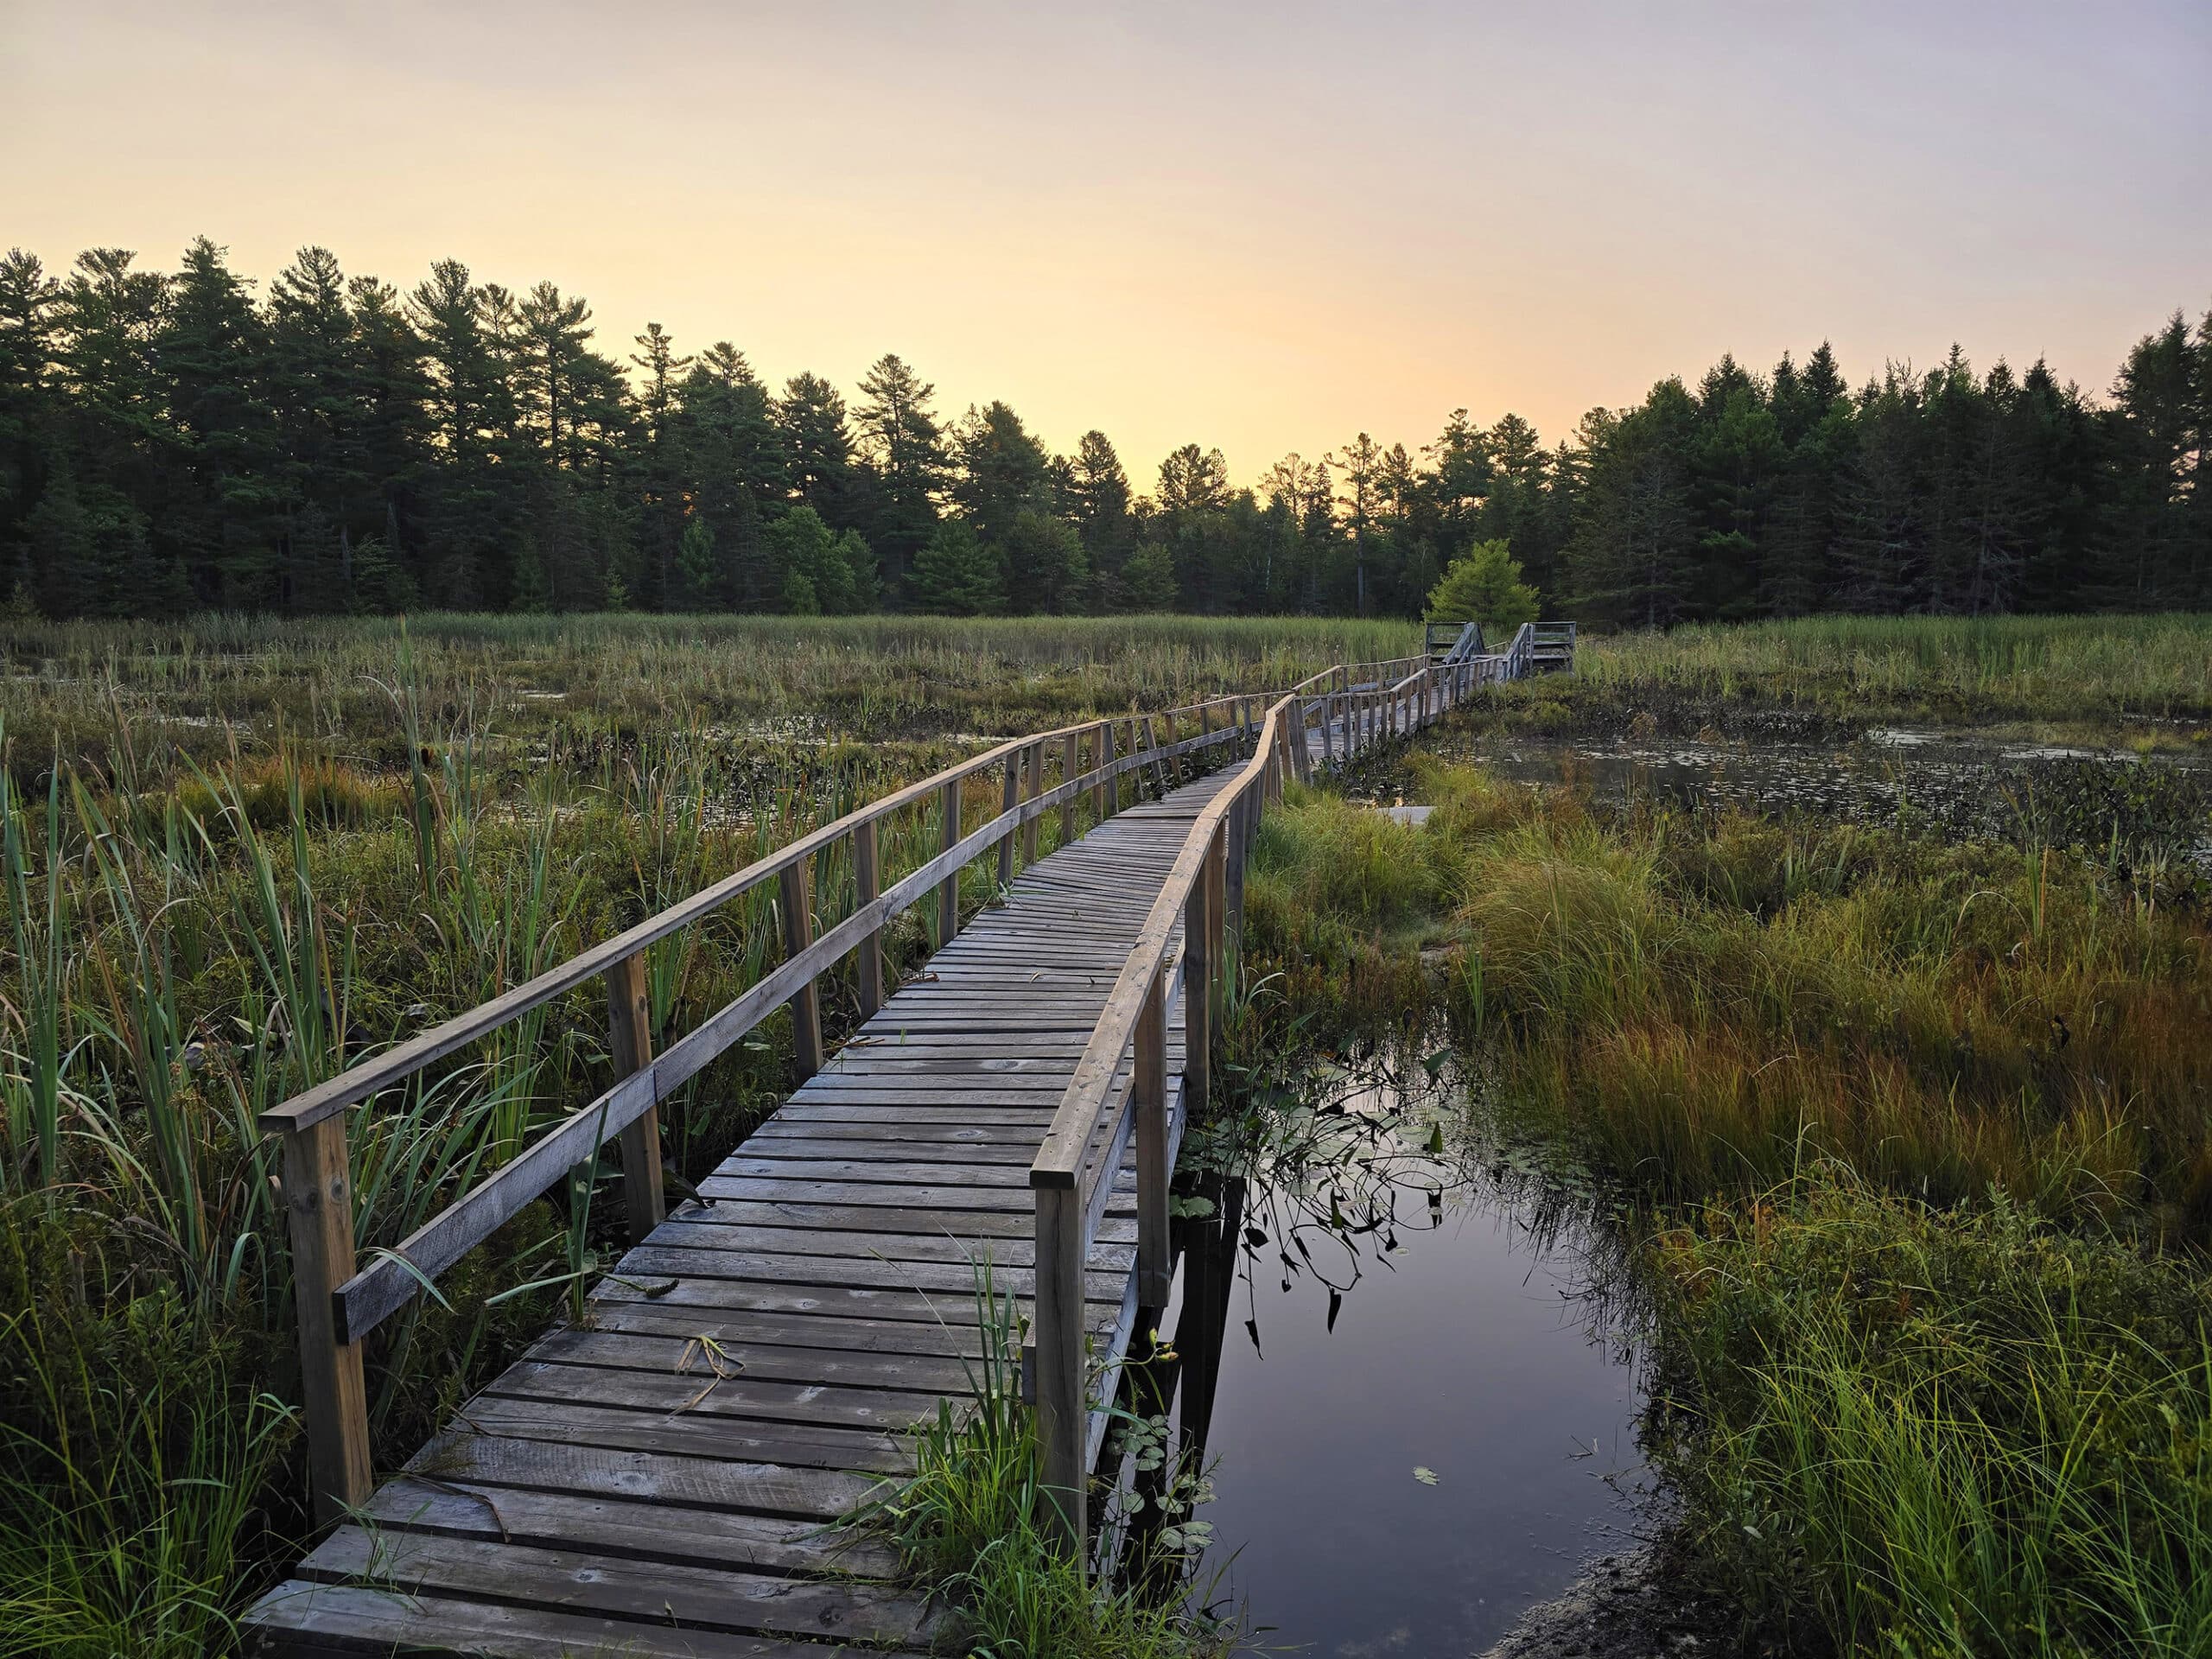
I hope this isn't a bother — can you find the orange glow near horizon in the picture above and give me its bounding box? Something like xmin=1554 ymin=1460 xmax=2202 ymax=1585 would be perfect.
xmin=3 ymin=1 xmax=2207 ymax=489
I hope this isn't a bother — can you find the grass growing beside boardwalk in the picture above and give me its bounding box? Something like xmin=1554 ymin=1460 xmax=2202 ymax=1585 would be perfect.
xmin=1241 ymin=756 xmax=2212 ymax=1656
xmin=850 ymin=1281 xmax=1236 ymax=1659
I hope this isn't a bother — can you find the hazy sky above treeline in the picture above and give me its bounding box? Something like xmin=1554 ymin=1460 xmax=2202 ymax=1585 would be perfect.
xmin=4 ymin=0 xmax=2207 ymax=485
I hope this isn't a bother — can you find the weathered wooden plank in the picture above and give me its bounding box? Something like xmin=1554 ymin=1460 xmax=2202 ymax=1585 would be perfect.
xmin=400 ymin=1431 xmax=878 ymax=1522
xmin=295 ymin=1527 xmax=937 ymax=1648
xmin=607 ymin=1243 xmax=1129 ymax=1302
xmin=243 ymin=1580 xmax=925 ymax=1659
xmin=487 ymin=1350 xmax=972 ymax=1412
xmin=428 ymin=1395 xmax=912 ymax=1473
xmin=645 ymin=1216 xmax=1136 ymax=1270
xmin=358 ymin=1474 xmax=899 ymax=1580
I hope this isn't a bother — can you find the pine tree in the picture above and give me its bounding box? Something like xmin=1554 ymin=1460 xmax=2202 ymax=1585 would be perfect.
xmin=852 ymin=353 xmax=943 ymax=601
xmin=677 ymin=514 xmax=721 ymax=610
xmin=1836 ymin=369 xmax=1924 ymax=611
xmin=1119 ymin=542 xmax=1178 ymax=611
xmin=1425 ymin=539 xmax=1540 ymax=632
xmin=778 ymin=372 xmax=855 ymax=523
xmin=911 ymin=520 xmax=1003 ymax=615
xmin=1563 ymin=385 xmax=1695 ymax=628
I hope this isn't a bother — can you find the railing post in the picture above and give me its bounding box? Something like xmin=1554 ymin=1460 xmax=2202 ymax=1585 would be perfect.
xmin=280 ymin=1112 xmax=373 ymax=1526
xmin=1319 ymin=692 xmax=1336 ymax=765
xmin=996 ymin=752 xmax=1020 ymax=889
xmin=1185 ymin=825 xmax=1218 ymax=1117
xmin=1147 ymin=715 xmax=1171 ymax=797
xmin=605 ymin=950 xmax=664 ymax=1244
xmin=1135 ymin=970 xmax=1170 ymax=1306
xmin=779 ymin=855 xmax=823 ymax=1079
xmin=1020 ymin=739 xmax=1044 ymax=868
xmin=1033 ymin=1176 xmax=1088 ymax=1567
xmin=938 ymin=777 xmax=962 ymax=946
xmin=853 ymin=819 xmax=884 ymax=1020
xmin=1206 ymin=817 xmax=1229 ymax=1020
xmin=1060 ymin=731 xmax=1079 ymax=849
xmin=1094 ymin=721 xmax=1115 ymax=820
xmin=1225 ymin=791 xmax=1249 ymax=953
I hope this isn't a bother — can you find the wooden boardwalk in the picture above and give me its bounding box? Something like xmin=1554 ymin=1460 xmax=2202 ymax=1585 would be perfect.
xmin=237 ymin=626 xmax=1572 ymax=1658
xmin=242 ymin=775 xmax=1231 ymax=1659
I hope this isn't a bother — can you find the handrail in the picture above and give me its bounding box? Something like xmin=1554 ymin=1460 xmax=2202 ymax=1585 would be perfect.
xmin=1022 ymin=639 xmax=1530 ymax=1567
xmin=269 ymin=654 xmax=1434 ymax=1525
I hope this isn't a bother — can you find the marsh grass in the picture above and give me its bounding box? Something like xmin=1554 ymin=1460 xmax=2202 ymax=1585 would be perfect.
xmin=0 ymin=611 xmax=1412 ymax=783
xmin=1643 ymin=1181 xmax=2212 ymax=1657
xmin=1576 ymin=614 xmax=2212 ymax=726
xmin=1243 ymin=749 xmax=2212 ymax=1656
xmin=849 ymin=1276 xmax=1236 ymax=1659
xmin=1249 ymin=760 xmax=2212 ymax=1236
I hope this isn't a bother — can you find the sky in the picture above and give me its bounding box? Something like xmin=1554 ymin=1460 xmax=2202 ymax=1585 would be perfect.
xmin=3 ymin=1 xmax=2208 ymax=486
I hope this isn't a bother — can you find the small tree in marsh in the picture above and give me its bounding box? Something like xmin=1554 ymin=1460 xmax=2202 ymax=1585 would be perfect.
xmin=1425 ymin=539 xmax=1540 ymax=635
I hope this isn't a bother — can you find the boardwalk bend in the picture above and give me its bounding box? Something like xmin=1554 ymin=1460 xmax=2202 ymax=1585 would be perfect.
xmin=241 ymin=621 xmax=1575 ymax=1656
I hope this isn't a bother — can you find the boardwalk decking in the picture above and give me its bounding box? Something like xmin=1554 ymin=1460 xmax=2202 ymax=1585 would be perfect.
xmin=241 ymin=773 xmax=1233 ymax=1659
xmin=238 ymin=626 xmax=1574 ymax=1658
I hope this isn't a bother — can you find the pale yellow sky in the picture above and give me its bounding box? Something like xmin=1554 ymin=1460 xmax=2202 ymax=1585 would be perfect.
xmin=3 ymin=1 xmax=2207 ymax=486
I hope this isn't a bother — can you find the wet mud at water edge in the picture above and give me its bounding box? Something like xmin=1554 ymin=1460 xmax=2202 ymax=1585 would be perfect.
xmin=1141 ymin=1055 xmax=1653 ymax=1657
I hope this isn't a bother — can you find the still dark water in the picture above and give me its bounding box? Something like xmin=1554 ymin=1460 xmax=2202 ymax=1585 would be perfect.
xmin=1163 ymin=1078 xmax=1648 ymax=1656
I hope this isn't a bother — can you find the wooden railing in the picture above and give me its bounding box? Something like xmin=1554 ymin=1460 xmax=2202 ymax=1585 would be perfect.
xmin=264 ymin=632 xmax=1560 ymax=1535
xmin=265 ymin=689 xmax=1281 ymax=1523
xmin=1024 ymin=643 xmax=1523 ymax=1568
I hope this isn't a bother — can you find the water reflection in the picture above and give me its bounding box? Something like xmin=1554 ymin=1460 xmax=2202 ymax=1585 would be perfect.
xmin=1133 ymin=1054 xmax=1649 ymax=1656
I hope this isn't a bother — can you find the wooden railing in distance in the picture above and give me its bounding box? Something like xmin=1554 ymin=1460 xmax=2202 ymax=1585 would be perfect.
xmin=1024 ymin=643 xmax=1516 ymax=1571
xmin=264 ymin=687 xmax=1263 ymax=1525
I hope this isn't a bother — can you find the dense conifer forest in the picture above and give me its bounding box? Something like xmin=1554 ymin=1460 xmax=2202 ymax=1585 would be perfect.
xmin=1 ymin=238 xmax=2205 ymax=622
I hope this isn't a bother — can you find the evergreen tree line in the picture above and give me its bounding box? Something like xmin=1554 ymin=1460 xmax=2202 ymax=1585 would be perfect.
xmin=1 ymin=238 xmax=2205 ymax=622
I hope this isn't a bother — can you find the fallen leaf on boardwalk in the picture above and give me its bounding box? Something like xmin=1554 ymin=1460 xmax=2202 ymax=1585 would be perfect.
xmin=1413 ymin=1466 xmax=1440 ymax=1485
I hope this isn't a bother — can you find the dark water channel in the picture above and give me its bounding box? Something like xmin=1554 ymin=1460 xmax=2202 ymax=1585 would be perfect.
xmin=1147 ymin=1063 xmax=1647 ymax=1656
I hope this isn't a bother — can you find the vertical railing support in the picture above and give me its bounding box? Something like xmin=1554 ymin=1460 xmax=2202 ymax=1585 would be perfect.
xmin=1032 ymin=1176 xmax=1087 ymax=1566
xmin=1060 ymin=731 xmax=1080 ymax=849
xmin=996 ymin=752 xmax=1020 ymax=889
xmin=938 ymin=777 xmax=962 ymax=947
xmin=1094 ymin=721 xmax=1115 ymax=820
xmin=1225 ymin=791 xmax=1249 ymax=953
xmin=1135 ymin=971 xmax=1170 ymax=1306
xmin=280 ymin=1113 xmax=373 ymax=1526
xmin=1205 ymin=817 xmax=1229 ymax=1020
xmin=1185 ymin=825 xmax=1218 ymax=1117
xmin=605 ymin=950 xmax=663 ymax=1244
xmin=1020 ymin=739 xmax=1044 ymax=868
xmin=779 ymin=856 xmax=823 ymax=1079
xmin=853 ymin=819 xmax=884 ymax=1021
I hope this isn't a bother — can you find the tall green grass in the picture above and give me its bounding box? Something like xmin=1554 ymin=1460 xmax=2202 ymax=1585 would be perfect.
xmin=1644 ymin=1182 xmax=2212 ymax=1657
xmin=849 ymin=1277 xmax=1234 ymax=1659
